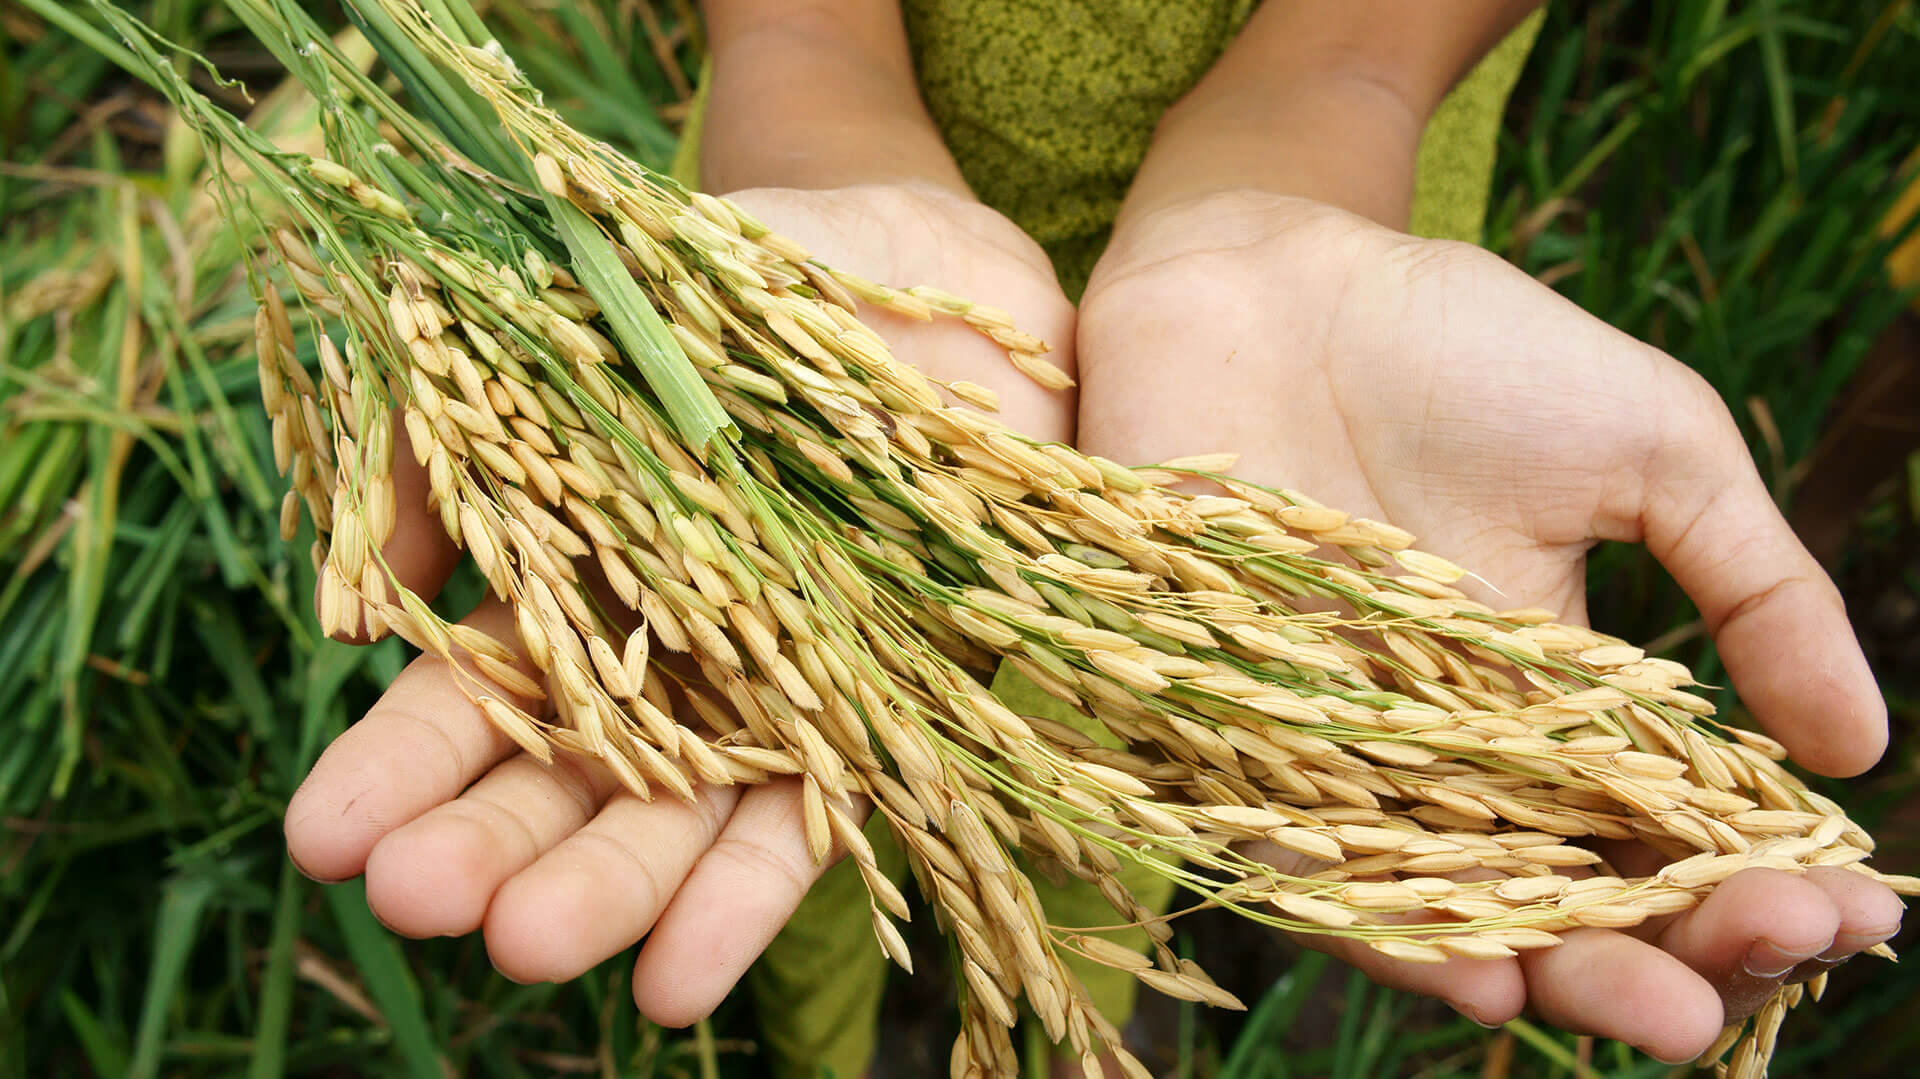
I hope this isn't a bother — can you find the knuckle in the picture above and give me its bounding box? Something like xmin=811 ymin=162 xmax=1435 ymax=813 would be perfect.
xmin=1390 ymin=234 xmax=1496 ymax=286
xmin=1652 ymin=363 xmax=1745 ymax=469
xmin=366 ymin=705 xmax=470 ymax=790
xmin=535 ymin=753 xmax=610 ymax=822
xmin=685 ymin=785 xmax=738 ymax=845
xmin=709 ymin=833 xmax=814 ymax=896
xmin=449 ymin=791 xmax=544 ymax=857
xmin=1706 ymin=571 xmax=1812 ymax=635
xmin=570 ymin=827 xmax=670 ymax=913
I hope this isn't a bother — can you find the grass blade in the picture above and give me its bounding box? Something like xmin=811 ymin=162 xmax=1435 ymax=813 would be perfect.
xmin=246 ymin=860 xmax=305 ymax=1079
xmin=324 ymin=879 xmax=447 ymax=1079
xmin=1219 ymin=952 xmax=1329 ymax=1077
xmin=60 ymin=991 xmax=130 ymax=1079
xmin=1755 ymin=0 xmax=1800 ymax=179
xmin=1503 ymin=1016 xmax=1603 ymax=1079
xmin=543 ymin=191 xmax=733 ymax=453
xmin=127 ymin=872 xmax=220 ymax=1079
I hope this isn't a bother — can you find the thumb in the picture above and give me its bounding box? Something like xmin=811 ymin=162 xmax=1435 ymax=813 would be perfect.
xmin=1620 ymin=369 xmax=1884 ymax=776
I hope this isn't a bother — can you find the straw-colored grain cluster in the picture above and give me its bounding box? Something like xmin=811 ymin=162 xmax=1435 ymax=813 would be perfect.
xmin=107 ymin=2 xmax=1914 ymax=1076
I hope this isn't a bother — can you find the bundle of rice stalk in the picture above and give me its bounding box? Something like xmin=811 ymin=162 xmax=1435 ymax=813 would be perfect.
xmin=88 ymin=2 xmax=1914 ymax=1076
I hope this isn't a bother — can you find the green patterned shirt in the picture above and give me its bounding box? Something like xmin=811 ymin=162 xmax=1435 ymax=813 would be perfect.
xmin=675 ymin=4 xmax=1541 ymax=296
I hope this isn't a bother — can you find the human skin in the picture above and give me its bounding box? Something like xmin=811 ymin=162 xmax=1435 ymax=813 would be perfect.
xmin=284 ymin=0 xmax=1074 ymax=1038
xmin=1076 ymin=189 xmax=1899 ymax=1059
xmin=283 ymin=0 xmax=1903 ymax=1072
xmin=1076 ymin=0 xmax=1899 ymax=1059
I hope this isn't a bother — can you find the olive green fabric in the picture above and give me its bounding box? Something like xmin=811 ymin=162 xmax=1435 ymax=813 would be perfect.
xmin=676 ymin=7 xmax=1542 ymax=1076
xmin=1409 ymin=10 xmax=1545 ymax=243
xmin=744 ymin=812 xmax=900 ymax=1079
xmin=667 ymin=73 xmax=704 ymax=187
xmin=676 ymin=7 xmax=1543 ymax=294
xmin=901 ymin=0 xmax=1255 ymax=297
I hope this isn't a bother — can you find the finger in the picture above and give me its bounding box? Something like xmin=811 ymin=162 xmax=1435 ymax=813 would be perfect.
xmin=317 ymin=412 xmax=462 ymax=644
xmin=1651 ymin=868 xmax=1839 ymax=1022
xmin=1295 ymin=933 xmax=1526 ymax=1028
xmin=1231 ymin=837 xmax=1527 ymax=1025
xmin=1628 ymin=372 xmax=1883 ymax=776
xmin=1520 ymin=928 xmax=1725 ymax=1064
xmin=631 ymin=778 xmax=853 ymax=1026
xmin=1593 ymin=838 xmax=1667 ymax=879
xmin=1778 ymin=866 xmax=1905 ymax=985
xmin=362 ymin=750 xmax=619 ymax=938
xmin=482 ymin=782 xmax=740 ymax=985
xmin=1801 ymin=866 xmax=1904 ymax=959
xmin=284 ymin=596 xmax=527 ymax=881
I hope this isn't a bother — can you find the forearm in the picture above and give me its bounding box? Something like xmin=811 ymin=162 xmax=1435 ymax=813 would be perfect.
xmin=1117 ymin=0 xmax=1539 ymax=231
xmin=697 ymin=0 xmax=966 ymax=194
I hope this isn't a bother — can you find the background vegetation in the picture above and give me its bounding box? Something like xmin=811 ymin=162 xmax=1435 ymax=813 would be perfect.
xmin=2 ymin=1 xmax=1916 ymax=1076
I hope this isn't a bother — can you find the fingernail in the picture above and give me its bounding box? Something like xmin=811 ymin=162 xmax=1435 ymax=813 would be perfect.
xmin=1743 ymin=939 xmax=1820 ymax=979
xmin=286 ymin=853 xmax=336 ymax=884
xmin=1456 ymin=1006 xmax=1501 ymax=1030
xmin=366 ymin=904 xmax=402 ymax=935
xmin=1820 ymin=923 xmax=1900 ymax=961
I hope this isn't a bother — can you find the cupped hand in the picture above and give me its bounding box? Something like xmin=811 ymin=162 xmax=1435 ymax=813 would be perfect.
xmin=283 ymin=182 xmax=1075 ymax=1025
xmin=1076 ymin=190 xmax=1900 ymax=1060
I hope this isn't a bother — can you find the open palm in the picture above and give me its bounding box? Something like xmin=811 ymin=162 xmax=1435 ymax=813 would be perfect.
xmin=282 ymin=182 xmax=1074 ymax=1026
xmin=1077 ymin=191 xmax=1898 ymax=1060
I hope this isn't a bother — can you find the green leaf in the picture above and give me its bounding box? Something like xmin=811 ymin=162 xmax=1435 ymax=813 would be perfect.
xmin=246 ymin=860 xmax=305 ymax=1079
xmin=60 ymin=991 xmax=130 ymax=1079
xmin=543 ymin=191 xmax=734 ymax=454
xmin=127 ymin=872 xmax=220 ymax=1079
xmin=11 ymin=0 xmax=144 ymax=81
xmin=294 ymin=637 xmax=368 ymax=785
xmin=325 ymin=879 xmax=447 ymax=1079
xmin=338 ymin=0 xmax=523 ymax=182
xmin=1506 ymin=1017 xmax=1607 ymax=1078
xmin=1219 ymin=952 xmax=1328 ymax=1078
xmin=1754 ymin=0 xmax=1800 ymax=179
xmin=189 ymin=594 xmax=278 ymax=739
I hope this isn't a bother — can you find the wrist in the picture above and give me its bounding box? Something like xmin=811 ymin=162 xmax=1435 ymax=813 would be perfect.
xmin=1119 ymin=69 xmax=1423 ymax=233
xmin=700 ymin=15 xmax=966 ymax=194
xmin=1084 ymin=188 xmax=1394 ymax=330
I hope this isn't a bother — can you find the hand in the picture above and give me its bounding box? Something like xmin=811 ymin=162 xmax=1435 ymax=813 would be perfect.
xmin=283 ymin=182 xmax=1074 ymax=1025
xmin=1075 ymin=191 xmax=1899 ymax=1060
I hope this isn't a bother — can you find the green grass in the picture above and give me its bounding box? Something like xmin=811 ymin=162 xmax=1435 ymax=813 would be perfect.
xmin=1490 ymin=11 xmax=1920 ymax=1070
xmin=1 ymin=5 xmax=721 ymax=1077
xmin=3 ymin=1 xmax=1919 ymax=1076
xmin=1489 ymin=0 xmax=1920 ymax=670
